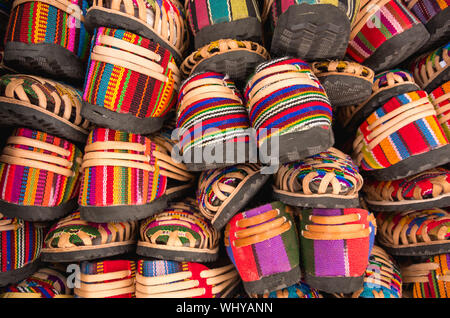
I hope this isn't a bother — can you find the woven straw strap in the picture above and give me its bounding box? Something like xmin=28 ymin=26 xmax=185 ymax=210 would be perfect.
xmin=198 ymin=164 xmax=262 ymax=220
xmin=351 ymin=0 xmax=392 ymax=40
xmin=224 ymin=208 xmax=292 ymax=248
xmin=311 ymin=61 xmax=374 ymax=80
xmin=365 ymin=168 xmax=450 ymax=202
xmin=414 ymin=48 xmax=450 ymax=89
xmin=246 ymin=64 xmax=319 ymax=110
xmin=353 ymin=96 xmax=436 ymax=164
xmin=401 ymin=261 xmax=450 ymax=283
xmin=13 ymin=0 xmax=85 ymax=21
xmin=432 ymin=91 xmax=450 ymax=124
xmin=181 ymin=39 xmax=269 ymax=77
xmin=377 ymin=209 xmax=450 ymax=247
xmin=0 ymin=136 xmax=80 ymax=177
xmin=91 ymin=34 xmax=180 ymax=90
xmin=0 ymin=215 xmax=22 ymax=232
xmin=92 ymin=0 xmax=188 ymax=57
xmin=82 ymin=138 xmax=191 ymax=182
xmin=274 ymin=147 xmax=363 ymax=197
xmin=1 ymin=75 xmax=90 ymax=130
xmin=136 ymin=264 xmax=239 ymax=298
xmin=177 ymin=77 xmax=242 ymax=115
xmin=302 ymin=211 xmax=372 ymax=240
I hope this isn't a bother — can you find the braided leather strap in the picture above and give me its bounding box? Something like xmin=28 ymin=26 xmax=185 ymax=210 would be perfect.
xmin=274 ymin=147 xmax=363 ymax=199
xmin=377 ymin=209 xmax=450 ymax=249
xmin=411 ymin=43 xmax=450 ymax=90
xmin=311 ymin=60 xmax=374 ymax=81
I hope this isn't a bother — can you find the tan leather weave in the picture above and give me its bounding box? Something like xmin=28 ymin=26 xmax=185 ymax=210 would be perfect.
xmin=75 ymin=269 xmax=136 ymax=298
xmin=351 ymin=0 xmax=392 ymax=40
xmin=413 ymin=48 xmax=450 ymax=89
xmin=311 ymin=60 xmax=374 ymax=81
xmin=0 ymin=214 xmax=22 ymax=232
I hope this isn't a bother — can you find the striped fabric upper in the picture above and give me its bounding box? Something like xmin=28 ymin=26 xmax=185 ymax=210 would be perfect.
xmin=0 ymin=214 xmax=44 ymax=272
xmin=406 ymin=0 xmax=450 ymax=24
xmin=176 ymin=71 xmax=250 ymax=156
xmin=224 ymin=202 xmax=299 ymax=283
xmin=353 ymin=90 xmax=449 ymax=172
xmin=5 ymin=0 xmax=90 ymax=61
xmin=186 ymin=0 xmax=261 ymax=35
xmin=244 ymin=57 xmax=333 ymax=147
xmin=83 ymin=27 xmax=179 ymax=120
xmin=347 ymin=0 xmax=421 ymax=63
xmin=0 ymin=128 xmax=82 ymax=207
xmin=79 ymin=128 xmax=167 ymax=207
xmin=430 ymin=81 xmax=450 ymax=138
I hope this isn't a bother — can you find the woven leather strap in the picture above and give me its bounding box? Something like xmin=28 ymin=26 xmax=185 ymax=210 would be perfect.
xmin=433 ymin=91 xmax=450 ymax=124
xmin=0 ymin=215 xmax=22 ymax=232
xmin=413 ymin=48 xmax=450 ymax=89
xmin=351 ymin=0 xmax=392 ymax=40
xmin=401 ymin=262 xmax=450 ymax=283
xmin=311 ymin=61 xmax=374 ymax=80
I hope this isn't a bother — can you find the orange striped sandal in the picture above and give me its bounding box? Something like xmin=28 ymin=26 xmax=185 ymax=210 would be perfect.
xmin=376 ymin=208 xmax=450 ymax=256
xmin=311 ymin=61 xmax=374 ymax=107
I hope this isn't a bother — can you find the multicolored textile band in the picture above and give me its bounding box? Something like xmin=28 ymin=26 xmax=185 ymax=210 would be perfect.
xmin=136 ymin=259 xmax=240 ymax=298
xmin=0 ymin=127 xmax=82 ymax=207
xmin=347 ymin=0 xmax=421 ymax=63
xmin=405 ymin=0 xmax=450 ymax=24
xmin=78 ymin=128 xmax=167 ymax=208
xmin=0 ymin=214 xmax=44 ymax=272
xmin=83 ymin=27 xmax=179 ymax=120
xmin=176 ymin=71 xmax=250 ymax=157
xmin=353 ymin=90 xmax=449 ymax=172
xmin=430 ymin=80 xmax=450 ymax=138
xmin=244 ymin=57 xmax=332 ymax=147
xmin=5 ymin=0 xmax=90 ymax=60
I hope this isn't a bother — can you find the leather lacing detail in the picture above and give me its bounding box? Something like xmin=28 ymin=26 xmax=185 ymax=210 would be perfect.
xmin=311 ymin=60 xmax=374 ymax=80
xmin=413 ymin=47 xmax=449 ymax=90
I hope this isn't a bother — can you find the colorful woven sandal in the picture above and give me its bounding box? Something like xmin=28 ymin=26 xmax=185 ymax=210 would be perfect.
xmin=376 ymin=209 xmax=450 ymax=256
xmin=85 ymin=0 xmax=188 ymax=64
xmin=0 ymin=128 xmax=82 ymax=222
xmin=347 ymin=0 xmax=429 ymax=72
xmin=262 ymin=0 xmax=359 ymax=61
xmin=176 ymin=72 xmax=252 ymax=171
xmin=298 ymin=208 xmax=375 ymax=293
xmin=273 ymin=147 xmax=364 ymax=209
xmin=135 ymin=259 xmax=241 ymax=298
xmin=311 ymin=60 xmax=374 ymax=107
xmin=74 ymin=260 xmax=136 ymax=298
xmin=337 ymin=69 xmax=420 ymax=134
xmin=137 ymin=198 xmax=220 ymax=262
xmin=197 ymin=164 xmax=270 ymax=231
xmin=401 ymin=253 xmax=450 ymax=298
xmin=82 ymin=27 xmax=180 ymax=134
xmin=186 ymin=0 xmax=263 ymax=49
xmin=352 ymin=90 xmax=450 ymax=181
xmin=404 ymin=0 xmax=450 ymax=52
xmin=430 ymin=80 xmax=450 ymax=139
xmin=4 ymin=0 xmax=90 ymax=83
xmin=78 ymin=127 xmax=195 ymax=223
xmin=1 ymin=267 xmax=73 ymax=298
xmin=332 ymin=245 xmax=402 ymax=298
xmin=0 ymin=214 xmax=44 ymax=287
xmin=181 ymin=39 xmax=270 ymax=84
xmin=225 ymin=202 xmax=301 ymax=295
xmin=410 ymin=41 xmax=450 ymax=93
xmin=363 ymin=167 xmax=450 ymax=212
xmin=244 ymin=57 xmax=334 ymax=165
xmin=41 ymin=210 xmax=137 ymax=262
xmin=0 ymin=74 xmax=90 ymax=143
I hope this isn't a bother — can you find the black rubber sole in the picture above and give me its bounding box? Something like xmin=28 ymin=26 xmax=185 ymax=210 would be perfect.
xmin=3 ymin=42 xmax=85 ymax=85
xmin=344 ymin=83 xmax=420 ymax=134
xmin=79 ymin=195 xmax=168 ymax=223
xmin=192 ymin=50 xmax=268 ymax=87
xmin=363 ymin=144 xmax=450 ymax=181
xmin=0 ymin=260 xmax=41 ymax=287
xmin=183 ymin=142 xmax=252 ymax=172
xmin=304 ymin=272 xmax=364 ymax=294
xmin=319 ymin=75 xmax=373 ymax=107
xmin=418 ymin=8 xmax=450 ymax=53
xmin=41 ymin=243 xmax=136 ymax=263
xmin=366 ymin=194 xmax=450 ymax=212
xmin=0 ymin=100 xmax=88 ymax=143
xmin=136 ymin=244 xmax=219 ymax=263
xmin=260 ymin=126 xmax=334 ymax=165
xmin=363 ymin=23 xmax=430 ymax=73
xmin=81 ymin=101 xmax=167 ymax=135
xmin=274 ymin=190 xmax=360 ymax=209
xmin=0 ymin=199 xmax=77 ymax=222
xmin=85 ymin=8 xmax=183 ymax=64
xmin=194 ymin=17 xmax=263 ymax=49
xmin=270 ymin=4 xmax=350 ymax=61
xmin=380 ymin=241 xmax=450 ymax=257
xmin=423 ymin=64 xmax=450 ymax=93
xmin=211 ymin=172 xmax=270 ymax=231
xmin=242 ymin=265 xmax=301 ymax=295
